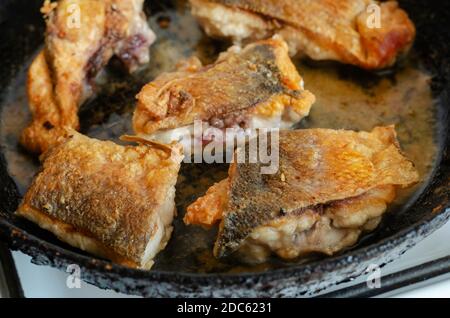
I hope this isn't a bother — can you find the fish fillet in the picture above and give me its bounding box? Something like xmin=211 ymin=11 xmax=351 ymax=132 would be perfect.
xmin=17 ymin=131 xmax=183 ymax=269
xmin=133 ymin=36 xmax=315 ymax=148
xmin=185 ymin=126 xmax=419 ymax=262
xmin=190 ymin=0 xmax=416 ymax=70
xmin=21 ymin=0 xmax=156 ymax=154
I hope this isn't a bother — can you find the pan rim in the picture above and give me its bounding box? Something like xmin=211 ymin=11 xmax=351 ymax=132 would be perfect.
xmin=1 ymin=165 xmax=448 ymax=284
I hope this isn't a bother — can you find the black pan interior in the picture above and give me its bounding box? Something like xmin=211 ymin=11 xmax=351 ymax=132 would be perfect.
xmin=0 ymin=0 xmax=448 ymax=296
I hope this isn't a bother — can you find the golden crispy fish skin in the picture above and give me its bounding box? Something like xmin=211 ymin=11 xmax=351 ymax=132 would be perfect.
xmin=133 ymin=37 xmax=315 ymax=137
xmin=21 ymin=0 xmax=155 ymax=154
xmin=17 ymin=131 xmax=183 ymax=269
xmin=184 ymin=179 xmax=229 ymax=228
xmin=190 ymin=0 xmax=416 ymax=70
xmin=185 ymin=126 xmax=419 ymax=259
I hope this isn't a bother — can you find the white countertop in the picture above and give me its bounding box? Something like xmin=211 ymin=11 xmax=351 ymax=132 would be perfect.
xmin=11 ymin=220 xmax=450 ymax=298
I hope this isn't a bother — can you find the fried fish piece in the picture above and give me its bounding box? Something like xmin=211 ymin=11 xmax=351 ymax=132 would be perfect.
xmin=133 ymin=37 xmax=315 ymax=146
xmin=21 ymin=0 xmax=156 ymax=154
xmin=17 ymin=131 xmax=183 ymax=269
xmin=190 ymin=0 xmax=416 ymax=70
xmin=184 ymin=126 xmax=419 ymax=262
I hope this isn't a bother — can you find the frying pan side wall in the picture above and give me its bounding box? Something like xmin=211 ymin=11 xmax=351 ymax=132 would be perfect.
xmin=0 ymin=0 xmax=448 ymax=297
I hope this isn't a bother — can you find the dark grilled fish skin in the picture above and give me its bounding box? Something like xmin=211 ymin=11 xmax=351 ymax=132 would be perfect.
xmin=214 ymin=126 xmax=419 ymax=258
xmin=133 ymin=37 xmax=315 ymax=135
xmin=190 ymin=0 xmax=416 ymax=70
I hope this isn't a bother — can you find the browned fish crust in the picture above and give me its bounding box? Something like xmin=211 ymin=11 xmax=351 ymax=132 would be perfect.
xmin=195 ymin=126 xmax=419 ymax=258
xmin=191 ymin=0 xmax=416 ymax=70
xmin=21 ymin=0 xmax=155 ymax=154
xmin=133 ymin=37 xmax=315 ymax=134
xmin=17 ymin=131 xmax=183 ymax=268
